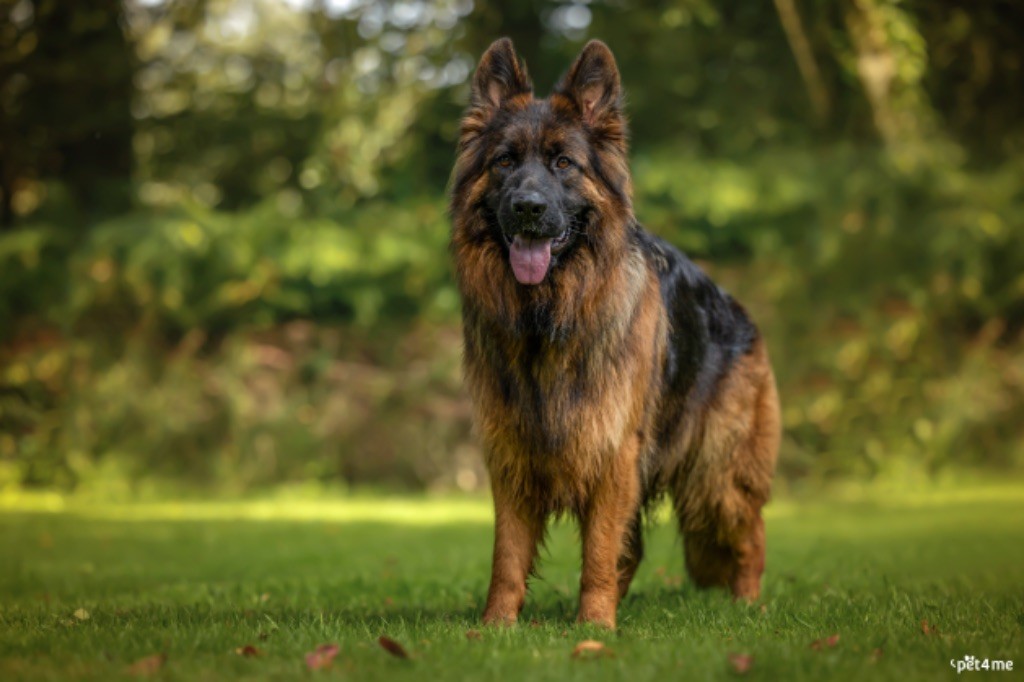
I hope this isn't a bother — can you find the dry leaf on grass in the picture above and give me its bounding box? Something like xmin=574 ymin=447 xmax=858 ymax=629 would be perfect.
xmin=127 ymin=653 xmax=166 ymax=676
xmin=571 ymin=640 xmax=611 ymax=659
xmin=465 ymin=630 xmax=482 ymax=641
xmin=236 ymin=644 xmax=261 ymax=657
xmin=378 ymin=635 xmax=410 ymax=659
xmin=73 ymin=608 xmax=90 ymax=621
xmin=810 ymin=633 xmax=840 ymax=650
xmin=921 ymin=619 xmax=937 ymax=636
xmin=728 ymin=653 xmax=754 ymax=674
xmin=305 ymin=643 xmax=340 ymax=670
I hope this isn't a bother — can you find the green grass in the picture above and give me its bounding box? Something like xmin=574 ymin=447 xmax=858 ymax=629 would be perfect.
xmin=1 ymin=489 xmax=1022 ymax=681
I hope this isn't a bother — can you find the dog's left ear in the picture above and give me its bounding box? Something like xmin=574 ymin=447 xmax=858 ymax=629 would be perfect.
xmin=557 ymin=40 xmax=622 ymax=126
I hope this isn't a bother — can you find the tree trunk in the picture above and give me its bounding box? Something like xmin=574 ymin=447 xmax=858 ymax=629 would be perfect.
xmin=23 ymin=0 xmax=136 ymax=219
xmin=773 ymin=0 xmax=831 ymax=124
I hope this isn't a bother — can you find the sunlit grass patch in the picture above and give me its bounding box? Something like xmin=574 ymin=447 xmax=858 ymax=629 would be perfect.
xmin=0 ymin=493 xmax=494 ymax=525
xmin=4 ymin=479 xmax=1023 ymax=523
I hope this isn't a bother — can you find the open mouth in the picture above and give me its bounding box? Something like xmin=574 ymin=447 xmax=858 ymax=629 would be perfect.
xmin=504 ymin=229 xmax=570 ymax=285
xmin=502 ymin=228 xmax=569 ymax=248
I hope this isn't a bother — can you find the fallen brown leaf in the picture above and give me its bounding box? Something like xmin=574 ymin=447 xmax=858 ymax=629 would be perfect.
xmin=728 ymin=653 xmax=754 ymax=674
xmin=465 ymin=629 xmax=482 ymax=641
xmin=810 ymin=633 xmax=840 ymax=650
xmin=305 ymin=643 xmax=340 ymax=670
xmin=236 ymin=644 xmax=261 ymax=657
xmin=661 ymin=574 xmax=684 ymax=588
xmin=378 ymin=635 xmax=410 ymax=659
xmin=571 ymin=640 xmax=611 ymax=659
xmin=127 ymin=653 xmax=166 ymax=676
xmin=921 ymin=619 xmax=937 ymax=636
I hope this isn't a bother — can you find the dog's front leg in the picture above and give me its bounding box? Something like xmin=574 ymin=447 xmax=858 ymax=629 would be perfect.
xmin=578 ymin=436 xmax=641 ymax=629
xmin=482 ymin=483 xmax=544 ymax=625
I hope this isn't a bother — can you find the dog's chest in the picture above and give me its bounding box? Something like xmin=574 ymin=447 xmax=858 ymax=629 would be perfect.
xmin=469 ymin=331 xmax=634 ymax=465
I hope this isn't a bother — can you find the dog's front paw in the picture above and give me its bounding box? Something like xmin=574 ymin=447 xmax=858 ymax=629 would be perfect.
xmin=576 ymin=611 xmax=615 ymax=629
xmin=481 ymin=608 xmax=519 ymax=626
xmin=576 ymin=599 xmax=616 ymax=630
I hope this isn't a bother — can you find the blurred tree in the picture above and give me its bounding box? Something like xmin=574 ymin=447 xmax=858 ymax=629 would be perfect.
xmin=0 ymin=0 xmax=135 ymax=227
xmin=127 ymin=0 xmax=322 ymax=209
xmin=1 ymin=0 xmax=1023 ymax=490
xmin=916 ymin=0 xmax=1024 ymax=163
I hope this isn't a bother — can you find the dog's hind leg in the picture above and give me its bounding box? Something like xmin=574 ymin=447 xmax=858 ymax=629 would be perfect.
xmin=673 ymin=340 xmax=780 ymax=601
xmin=682 ymin=508 xmax=766 ymax=600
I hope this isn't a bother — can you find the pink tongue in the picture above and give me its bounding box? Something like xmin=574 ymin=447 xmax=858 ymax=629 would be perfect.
xmin=509 ymin=235 xmax=553 ymax=285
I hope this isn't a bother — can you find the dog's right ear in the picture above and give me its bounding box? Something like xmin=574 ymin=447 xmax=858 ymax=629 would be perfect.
xmin=469 ymin=38 xmax=532 ymax=119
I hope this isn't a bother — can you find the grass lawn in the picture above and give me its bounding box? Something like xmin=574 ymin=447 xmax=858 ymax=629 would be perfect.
xmin=1 ymin=487 xmax=1022 ymax=681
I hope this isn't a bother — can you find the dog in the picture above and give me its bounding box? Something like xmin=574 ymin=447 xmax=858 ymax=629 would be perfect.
xmin=449 ymin=38 xmax=780 ymax=629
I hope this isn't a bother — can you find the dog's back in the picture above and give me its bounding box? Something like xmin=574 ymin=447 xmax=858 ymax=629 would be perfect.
xmin=634 ymin=225 xmax=780 ymax=599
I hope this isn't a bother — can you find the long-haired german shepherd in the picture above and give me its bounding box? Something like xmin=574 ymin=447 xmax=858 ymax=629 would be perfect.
xmin=450 ymin=38 xmax=780 ymax=629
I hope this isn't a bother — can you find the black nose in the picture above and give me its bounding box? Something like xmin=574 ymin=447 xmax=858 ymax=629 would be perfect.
xmin=512 ymin=192 xmax=547 ymax=221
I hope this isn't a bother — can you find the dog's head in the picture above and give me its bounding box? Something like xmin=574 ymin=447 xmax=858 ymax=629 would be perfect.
xmin=451 ymin=38 xmax=633 ymax=287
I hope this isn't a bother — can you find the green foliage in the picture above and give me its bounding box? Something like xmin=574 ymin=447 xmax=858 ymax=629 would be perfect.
xmin=0 ymin=196 xmax=455 ymax=336
xmin=4 ymin=143 xmax=1023 ymax=491
xmin=749 ymin=150 xmax=1024 ymax=479
xmin=0 ymin=310 xmax=472 ymax=494
xmin=2 ymin=0 xmax=1024 ymax=491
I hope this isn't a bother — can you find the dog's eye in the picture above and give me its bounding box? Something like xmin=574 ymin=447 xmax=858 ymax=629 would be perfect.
xmin=495 ymin=154 xmax=513 ymax=169
xmin=555 ymin=156 xmax=572 ymax=170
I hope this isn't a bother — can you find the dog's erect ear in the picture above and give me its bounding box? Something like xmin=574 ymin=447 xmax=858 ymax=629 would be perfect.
xmin=557 ymin=40 xmax=622 ymax=126
xmin=470 ymin=38 xmax=532 ymax=117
